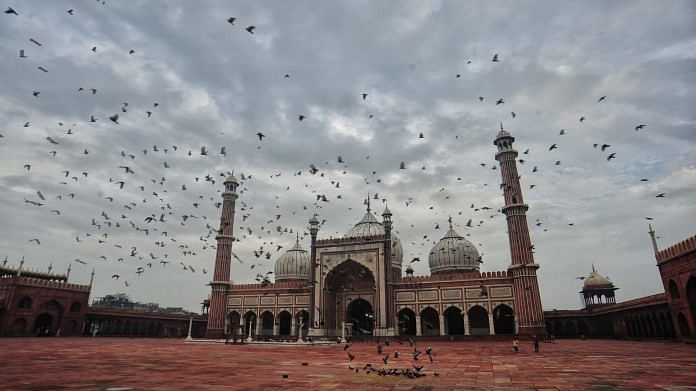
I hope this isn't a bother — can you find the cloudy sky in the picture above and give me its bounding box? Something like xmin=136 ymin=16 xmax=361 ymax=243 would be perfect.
xmin=1 ymin=1 xmax=694 ymax=312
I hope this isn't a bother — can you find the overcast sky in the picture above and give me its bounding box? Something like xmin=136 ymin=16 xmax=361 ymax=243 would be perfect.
xmin=1 ymin=1 xmax=694 ymax=312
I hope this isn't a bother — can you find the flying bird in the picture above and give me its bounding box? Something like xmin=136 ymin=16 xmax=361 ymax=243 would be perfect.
xmin=492 ymin=53 xmax=499 ymax=62
xmin=607 ymin=153 xmax=616 ymax=161
xmin=5 ymin=6 xmax=18 ymax=15
xmin=495 ymin=98 xmax=504 ymax=105
xmin=579 ymin=116 xmax=586 ymax=122
xmin=256 ymin=132 xmax=266 ymax=141
xmin=19 ymin=49 xmax=27 ymax=58
xmin=245 ymin=25 xmax=256 ymax=34
xmin=227 ymin=17 xmax=236 ymax=24
xmin=635 ymin=124 xmax=646 ymax=131
xmin=109 ymin=114 xmax=119 ymax=124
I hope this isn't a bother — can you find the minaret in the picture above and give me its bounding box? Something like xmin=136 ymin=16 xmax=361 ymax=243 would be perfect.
xmin=382 ymin=205 xmax=393 ymax=330
xmin=648 ymin=224 xmax=659 ymax=253
xmin=308 ymin=214 xmax=320 ymax=328
xmin=494 ymin=125 xmax=546 ymax=337
xmin=206 ymin=174 xmax=239 ymax=339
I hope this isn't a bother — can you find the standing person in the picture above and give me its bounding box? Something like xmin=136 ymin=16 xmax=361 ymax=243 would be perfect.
xmin=533 ymin=335 xmax=540 ymax=353
xmin=513 ymin=336 xmax=519 ymax=353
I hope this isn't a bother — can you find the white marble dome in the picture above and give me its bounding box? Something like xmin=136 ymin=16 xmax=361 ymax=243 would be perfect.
xmin=274 ymin=240 xmax=310 ymax=281
xmin=428 ymin=227 xmax=481 ymax=274
xmin=344 ymin=211 xmax=403 ymax=267
xmin=583 ymin=270 xmax=614 ymax=289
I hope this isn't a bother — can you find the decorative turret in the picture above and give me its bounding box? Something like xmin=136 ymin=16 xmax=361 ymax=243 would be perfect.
xmin=581 ymin=265 xmax=618 ymax=308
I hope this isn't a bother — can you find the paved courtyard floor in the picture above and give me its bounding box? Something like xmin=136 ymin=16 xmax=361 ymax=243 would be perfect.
xmin=0 ymin=337 xmax=695 ymax=390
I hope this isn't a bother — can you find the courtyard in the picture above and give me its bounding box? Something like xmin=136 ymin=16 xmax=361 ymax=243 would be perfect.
xmin=0 ymin=338 xmax=695 ymax=390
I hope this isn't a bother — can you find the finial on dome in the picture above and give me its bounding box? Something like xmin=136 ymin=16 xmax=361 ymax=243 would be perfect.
xmin=592 ymin=263 xmax=596 ymax=273
xmin=448 ymin=215 xmax=453 ymax=230
xmin=500 ymin=122 xmax=504 ymax=130
xmin=296 ymin=231 xmax=299 ymax=243
xmin=366 ymin=193 xmax=371 ymax=213
xmin=2 ymin=255 xmax=6 ymax=267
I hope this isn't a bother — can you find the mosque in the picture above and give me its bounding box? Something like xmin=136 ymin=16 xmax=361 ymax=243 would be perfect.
xmin=205 ymin=127 xmax=547 ymax=340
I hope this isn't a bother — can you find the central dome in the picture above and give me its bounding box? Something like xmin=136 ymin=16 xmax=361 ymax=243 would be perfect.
xmin=274 ymin=239 xmax=310 ymax=282
xmin=344 ymin=209 xmax=403 ymax=267
xmin=428 ymin=226 xmax=481 ymax=274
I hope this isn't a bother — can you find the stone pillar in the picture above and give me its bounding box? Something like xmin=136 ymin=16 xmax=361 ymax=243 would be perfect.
xmin=291 ymin=316 xmax=296 ymax=336
xmin=340 ymin=321 xmax=346 ymax=343
xmin=488 ymin=312 xmax=496 ymax=335
xmin=463 ymin=311 xmax=470 ymax=335
xmin=273 ymin=323 xmax=279 ymax=336
xmin=415 ymin=316 xmax=422 ymax=336
xmin=439 ymin=315 xmax=446 ymax=336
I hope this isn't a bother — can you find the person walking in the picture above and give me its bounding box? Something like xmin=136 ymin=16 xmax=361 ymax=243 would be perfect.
xmin=533 ymin=335 xmax=540 ymax=353
xmin=513 ymin=336 xmax=520 ymax=353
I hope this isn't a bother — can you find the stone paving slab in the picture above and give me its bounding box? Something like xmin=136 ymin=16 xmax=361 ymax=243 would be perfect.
xmin=0 ymin=338 xmax=695 ymax=390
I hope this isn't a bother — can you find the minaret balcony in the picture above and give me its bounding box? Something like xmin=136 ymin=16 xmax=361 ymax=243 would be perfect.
xmin=502 ymin=203 xmax=529 ymax=215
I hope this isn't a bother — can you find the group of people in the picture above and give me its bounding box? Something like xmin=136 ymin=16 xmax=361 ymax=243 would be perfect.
xmin=513 ymin=334 xmax=550 ymax=353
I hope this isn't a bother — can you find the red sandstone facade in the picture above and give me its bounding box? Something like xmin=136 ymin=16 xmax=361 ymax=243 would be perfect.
xmin=0 ymin=262 xmax=90 ymax=336
xmin=654 ymin=229 xmax=696 ymax=341
xmin=206 ymin=128 xmax=546 ymax=340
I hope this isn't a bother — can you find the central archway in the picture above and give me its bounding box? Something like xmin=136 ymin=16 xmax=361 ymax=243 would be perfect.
xmin=346 ymin=298 xmax=373 ymax=335
xmin=324 ymin=259 xmax=376 ymax=335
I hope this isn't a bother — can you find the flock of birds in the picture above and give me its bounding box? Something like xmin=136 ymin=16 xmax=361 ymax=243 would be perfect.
xmin=2 ymin=4 xmax=668 ymax=303
xmin=341 ymin=336 xmax=439 ymax=379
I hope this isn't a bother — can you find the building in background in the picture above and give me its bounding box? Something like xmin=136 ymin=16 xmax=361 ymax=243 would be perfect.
xmin=544 ymin=229 xmax=696 ymax=342
xmin=0 ymin=258 xmax=206 ymax=338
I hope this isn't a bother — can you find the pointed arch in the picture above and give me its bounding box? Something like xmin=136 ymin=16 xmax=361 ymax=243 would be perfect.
xmin=420 ymin=307 xmax=440 ymax=336
xmin=444 ymin=306 xmax=464 ymax=335
xmin=260 ymin=311 xmax=274 ymax=336
xmin=397 ymin=308 xmax=416 ymax=336
xmin=467 ymin=305 xmax=489 ymax=335
xmin=277 ymin=311 xmax=292 ymax=336
xmin=492 ymin=304 xmax=514 ymax=334
xmin=686 ymin=277 xmax=696 ymax=326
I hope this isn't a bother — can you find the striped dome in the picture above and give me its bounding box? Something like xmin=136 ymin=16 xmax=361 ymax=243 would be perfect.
xmin=428 ymin=228 xmax=481 ymax=274
xmin=274 ymin=240 xmax=310 ymax=281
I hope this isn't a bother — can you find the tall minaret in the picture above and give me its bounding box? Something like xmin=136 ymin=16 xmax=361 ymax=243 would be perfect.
xmin=648 ymin=224 xmax=659 ymax=254
xmin=206 ymin=174 xmax=239 ymax=339
xmin=494 ymin=125 xmax=546 ymax=337
xmin=382 ymin=205 xmax=393 ymax=330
